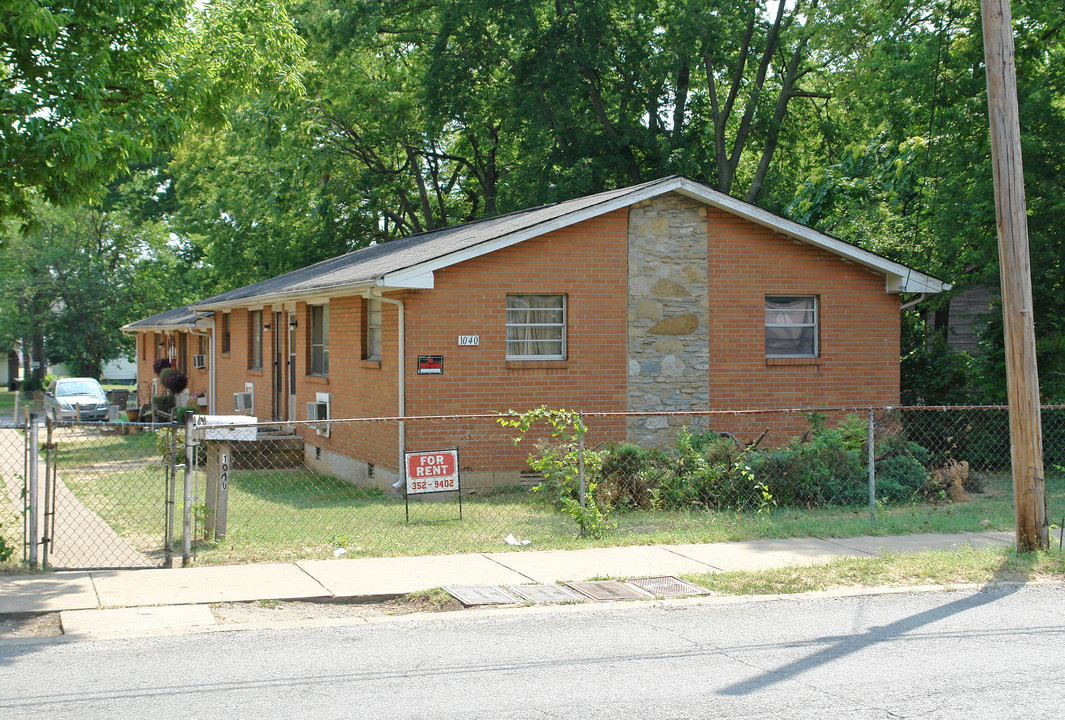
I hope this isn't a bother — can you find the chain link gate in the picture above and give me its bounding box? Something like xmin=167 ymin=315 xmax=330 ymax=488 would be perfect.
xmin=33 ymin=418 xmax=178 ymax=569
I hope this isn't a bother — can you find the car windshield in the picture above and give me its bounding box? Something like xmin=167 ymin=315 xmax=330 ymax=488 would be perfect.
xmin=58 ymin=380 xmax=104 ymax=397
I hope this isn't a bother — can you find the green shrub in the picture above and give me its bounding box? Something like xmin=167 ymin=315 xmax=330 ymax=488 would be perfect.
xmin=498 ymin=407 xmax=613 ymax=537
xmin=0 ymin=523 xmax=13 ymax=562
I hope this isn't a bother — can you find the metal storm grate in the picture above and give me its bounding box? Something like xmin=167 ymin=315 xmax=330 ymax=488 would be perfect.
xmin=626 ymin=576 xmax=711 ymax=598
xmin=505 ymin=584 xmax=586 ymax=604
xmin=442 ymin=585 xmax=521 ymax=606
xmin=565 ymin=581 xmax=653 ymax=602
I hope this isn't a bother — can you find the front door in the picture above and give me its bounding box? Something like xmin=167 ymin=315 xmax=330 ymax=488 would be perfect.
xmin=274 ymin=311 xmax=284 ymax=421
xmin=287 ymin=311 xmax=297 ymax=421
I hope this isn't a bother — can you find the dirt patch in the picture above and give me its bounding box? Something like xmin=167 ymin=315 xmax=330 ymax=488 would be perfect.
xmin=0 ymin=613 xmax=62 ymax=639
xmin=210 ymin=593 xmax=466 ymax=626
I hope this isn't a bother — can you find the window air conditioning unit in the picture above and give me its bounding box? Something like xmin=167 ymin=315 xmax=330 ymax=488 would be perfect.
xmin=192 ymin=354 xmax=206 ymax=369
xmin=234 ymin=391 xmax=253 ymax=414
xmin=307 ymin=393 xmax=330 ymax=437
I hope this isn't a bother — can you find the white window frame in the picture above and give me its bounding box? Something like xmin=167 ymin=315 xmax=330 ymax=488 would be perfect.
xmin=249 ymin=310 xmax=263 ymax=369
xmin=765 ymin=296 xmax=818 ymax=358
xmin=506 ymin=294 xmax=567 ymax=360
xmin=310 ymin=304 xmax=330 ymax=376
xmin=365 ymin=298 xmax=382 ymax=360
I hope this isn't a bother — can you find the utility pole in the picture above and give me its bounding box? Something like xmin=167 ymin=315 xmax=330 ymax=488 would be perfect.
xmin=980 ymin=0 xmax=1048 ymax=551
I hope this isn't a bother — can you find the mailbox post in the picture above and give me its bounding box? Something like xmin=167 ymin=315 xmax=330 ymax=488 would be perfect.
xmin=195 ymin=415 xmax=257 ymax=541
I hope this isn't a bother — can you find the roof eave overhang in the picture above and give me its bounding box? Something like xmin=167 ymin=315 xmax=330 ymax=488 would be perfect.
xmin=189 ymin=274 xmax=435 ymax=312
xmin=121 ymin=315 xmax=215 ymax=334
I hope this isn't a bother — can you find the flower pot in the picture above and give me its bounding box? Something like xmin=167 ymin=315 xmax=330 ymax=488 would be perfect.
xmin=197 ymin=397 xmax=208 ymax=407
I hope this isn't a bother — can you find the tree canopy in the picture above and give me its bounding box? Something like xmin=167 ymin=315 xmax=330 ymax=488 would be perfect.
xmin=3 ymin=0 xmax=1064 ymax=402
xmin=0 ymin=0 xmax=307 ymax=225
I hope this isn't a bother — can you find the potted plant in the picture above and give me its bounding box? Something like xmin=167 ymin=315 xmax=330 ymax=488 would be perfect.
xmin=194 ymin=390 xmax=208 ymax=407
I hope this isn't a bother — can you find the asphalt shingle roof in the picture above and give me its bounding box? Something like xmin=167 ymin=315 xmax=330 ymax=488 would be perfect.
xmin=189 ymin=179 xmax=671 ymax=309
xmin=122 ymin=305 xmax=202 ymax=331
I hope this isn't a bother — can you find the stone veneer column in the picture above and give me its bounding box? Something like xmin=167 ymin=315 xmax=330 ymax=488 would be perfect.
xmin=626 ymin=194 xmax=710 ymax=446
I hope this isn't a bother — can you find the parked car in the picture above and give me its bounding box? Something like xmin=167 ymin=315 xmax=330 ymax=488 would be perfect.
xmin=44 ymin=378 xmax=110 ymax=421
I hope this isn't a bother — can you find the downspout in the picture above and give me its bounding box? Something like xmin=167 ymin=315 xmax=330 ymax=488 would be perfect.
xmin=900 ymin=293 xmax=928 ymax=311
xmin=368 ymin=287 xmax=406 ymax=482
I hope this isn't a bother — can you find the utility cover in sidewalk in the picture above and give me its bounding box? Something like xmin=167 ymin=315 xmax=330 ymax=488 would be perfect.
xmin=506 ymin=584 xmax=586 ymax=604
xmin=443 ymin=585 xmax=521 ymax=606
xmin=627 ymin=576 xmax=712 ymax=598
xmin=566 ymin=581 xmax=653 ymax=602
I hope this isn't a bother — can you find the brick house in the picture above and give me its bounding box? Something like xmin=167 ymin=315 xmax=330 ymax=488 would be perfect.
xmin=124 ymin=176 xmax=949 ymax=488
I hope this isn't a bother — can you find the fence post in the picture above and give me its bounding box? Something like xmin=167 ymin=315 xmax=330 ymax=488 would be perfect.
xmin=868 ymin=407 xmax=876 ymax=522
xmin=578 ymin=411 xmax=586 ymax=538
xmin=165 ymin=425 xmax=177 ymax=567
xmin=182 ymin=414 xmax=195 ymax=566
xmin=27 ymin=412 xmax=38 ymax=568
xmin=42 ymin=418 xmax=54 ymax=567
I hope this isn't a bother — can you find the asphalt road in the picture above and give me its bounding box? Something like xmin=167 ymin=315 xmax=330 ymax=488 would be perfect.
xmin=2 ymin=585 xmax=1063 ymax=719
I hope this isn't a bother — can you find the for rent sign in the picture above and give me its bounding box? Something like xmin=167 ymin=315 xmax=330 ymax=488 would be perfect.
xmin=404 ymin=449 xmax=460 ymax=495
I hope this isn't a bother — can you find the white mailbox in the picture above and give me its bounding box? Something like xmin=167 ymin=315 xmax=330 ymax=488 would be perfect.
xmin=196 ymin=414 xmax=259 ymax=441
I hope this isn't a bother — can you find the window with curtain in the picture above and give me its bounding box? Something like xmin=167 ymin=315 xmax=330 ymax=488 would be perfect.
xmin=365 ymin=298 xmax=382 ymax=359
xmin=506 ymin=294 xmax=566 ymax=360
xmin=310 ymin=304 xmax=330 ymax=375
xmin=765 ymin=296 xmax=818 ymax=357
xmin=249 ymin=310 xmax=263 ymax=368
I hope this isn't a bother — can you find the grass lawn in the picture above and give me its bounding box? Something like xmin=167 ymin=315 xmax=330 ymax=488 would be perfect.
xmin=11 ymin=428 xmax=1065 ymax=568
xmin=0 ymin=390 xmax=16 ymax=418
xmin=682 ymin=545 xmax=1065 ymax=596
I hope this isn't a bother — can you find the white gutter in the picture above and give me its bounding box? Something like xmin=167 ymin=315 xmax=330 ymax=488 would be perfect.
xmin=900 ymin=293 xmax=928 ymax=311
xmin=368 ymin=287 xmax=406 ymax=481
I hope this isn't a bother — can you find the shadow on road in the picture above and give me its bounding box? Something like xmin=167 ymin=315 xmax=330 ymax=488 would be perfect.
xmin=718 ymin=581 xmax=1023 ymax=696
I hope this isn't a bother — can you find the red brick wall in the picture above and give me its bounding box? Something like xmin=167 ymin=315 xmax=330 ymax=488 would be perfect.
xmin=705 ymin=208 xmax=900 ymax=441
xmin=133 ymin=197 xmax=904 ymax=476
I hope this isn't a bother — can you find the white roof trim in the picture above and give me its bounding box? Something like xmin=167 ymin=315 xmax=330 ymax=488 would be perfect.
xmin=193 ymin=281 xmax=377 ymax=311
xmin=669 ymin=179 xmax=951 ymax=293
xmin=383 ymin=176 xmax=949 ymax=294
xmin=377 ymin=271 xmax=434 ymax=289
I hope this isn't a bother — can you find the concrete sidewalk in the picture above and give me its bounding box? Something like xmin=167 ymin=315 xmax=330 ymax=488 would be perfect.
xmin=0 ymin=531 xmax=1014 ymax=621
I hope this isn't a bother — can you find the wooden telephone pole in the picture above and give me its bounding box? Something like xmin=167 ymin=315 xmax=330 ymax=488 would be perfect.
xmin=981 ymin=0 xmax=1048 ymax=551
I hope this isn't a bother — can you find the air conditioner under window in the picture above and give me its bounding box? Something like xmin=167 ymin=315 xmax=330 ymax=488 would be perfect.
xmin=192 ymin=354 xmax=206 ymax=369
xmin=307 ymin=395 xmax=329 ymax=437
xmin=234 ymin=391 xmax=253 ymax=414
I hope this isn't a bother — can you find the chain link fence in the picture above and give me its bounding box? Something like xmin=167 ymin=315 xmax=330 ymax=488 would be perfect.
xmin=172 ymin=406 xmax=1064 ymax=564
xmin=0 ymin=419 xmax=30 ymax=566
xmin=0 ymin=413 xmax=177 ymax=569
xmin=4 ymin=406 xmax=1062 ymax=568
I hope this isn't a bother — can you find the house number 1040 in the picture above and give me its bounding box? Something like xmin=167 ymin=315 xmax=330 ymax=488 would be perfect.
xmin=458 ymin=335 xmax=479 ymax=346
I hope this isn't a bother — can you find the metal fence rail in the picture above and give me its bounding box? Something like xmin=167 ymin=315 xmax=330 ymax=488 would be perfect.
xmin=5 ymin=406 xmax=1063 ymax=568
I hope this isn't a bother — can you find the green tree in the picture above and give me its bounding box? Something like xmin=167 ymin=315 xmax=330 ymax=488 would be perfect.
xmin=0 ymin=173 xmax=197 ymax=379
xmin=785 ymin=0 xmax=1065 ymax=402
xmin=0 ymin=0 xmax=307 ymax=226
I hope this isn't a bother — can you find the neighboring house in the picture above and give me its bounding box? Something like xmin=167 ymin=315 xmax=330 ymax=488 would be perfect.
xmin=123 ymin=176 xmax=949 ymax=489
xmin=49 ymin=358 xmax=139 ymax=384
xmin=925 ymin=282 xmax=995 ymax=355
xmin=101 ymin=358 xmax=138 ymax=384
